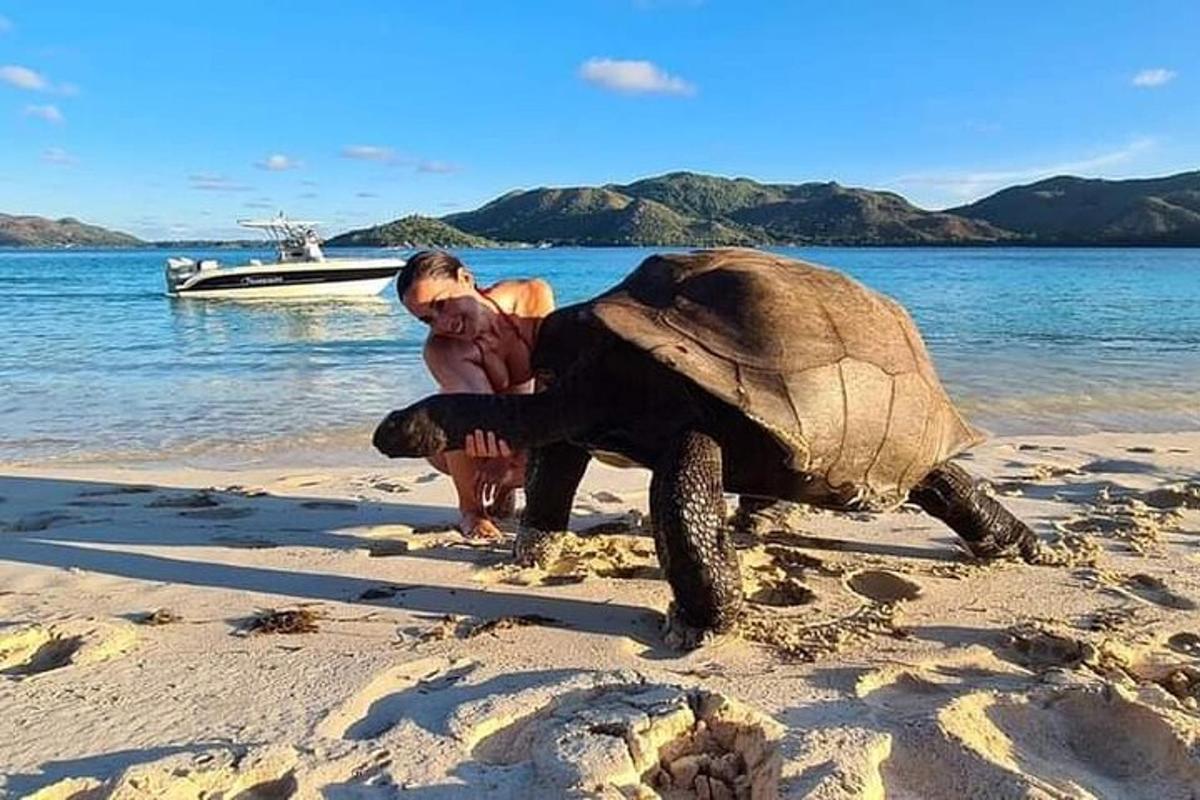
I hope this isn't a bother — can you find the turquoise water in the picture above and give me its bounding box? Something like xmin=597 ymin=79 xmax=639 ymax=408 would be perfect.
xmin=2 ymin=246 xmax=1198 ymax=466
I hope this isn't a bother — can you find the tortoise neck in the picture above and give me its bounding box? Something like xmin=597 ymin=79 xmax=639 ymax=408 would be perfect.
xmin=431 ymin=387 xmax=592 ymax=452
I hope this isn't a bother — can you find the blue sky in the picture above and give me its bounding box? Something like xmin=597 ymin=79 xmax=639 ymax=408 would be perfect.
xmin=0 ymin=1 xmax=1196 ymax=239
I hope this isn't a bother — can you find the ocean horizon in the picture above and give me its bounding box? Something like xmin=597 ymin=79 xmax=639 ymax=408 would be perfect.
xmin=3 ymin=245 xmax=1199 ymax=467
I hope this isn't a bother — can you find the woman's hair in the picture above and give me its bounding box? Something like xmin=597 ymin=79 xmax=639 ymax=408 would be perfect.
xmin=395 ymin=250 xmax=467 ymax=300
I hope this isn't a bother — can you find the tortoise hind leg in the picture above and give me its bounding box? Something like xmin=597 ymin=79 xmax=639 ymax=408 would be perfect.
xmin=650 ymin=431 xmax=742 ymax=649
xmin=910 ymin=462 xmax=1041 ymax=562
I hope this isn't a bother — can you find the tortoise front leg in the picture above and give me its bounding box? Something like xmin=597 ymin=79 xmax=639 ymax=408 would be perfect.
xmin=910 ymin=462 xmax=1041 ymax=562
xmin=650 ymin=431 xmax=742 ymax=649
xmin=514 ymin=441 xmax=591 ymax=566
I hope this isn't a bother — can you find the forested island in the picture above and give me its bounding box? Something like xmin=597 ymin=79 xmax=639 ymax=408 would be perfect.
xmin=7 ymin=170 xmax=1200 ymax=248
xmin=331 ymin=170 xmax=1200 ymax=248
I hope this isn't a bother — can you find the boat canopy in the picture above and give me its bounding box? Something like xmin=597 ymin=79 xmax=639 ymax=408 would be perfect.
xmin=237 ymin=213 xmax=325 ymax=262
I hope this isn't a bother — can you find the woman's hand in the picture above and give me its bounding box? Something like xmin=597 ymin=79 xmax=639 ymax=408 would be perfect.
xmin=472 ymin=457 xmax=515 ymax=511
xmin=464 ymin=428 xmax=512 ymax=459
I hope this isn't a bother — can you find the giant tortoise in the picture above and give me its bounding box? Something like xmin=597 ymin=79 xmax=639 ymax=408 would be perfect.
xmin=374 ymin=249 xmax=1040 ymax=646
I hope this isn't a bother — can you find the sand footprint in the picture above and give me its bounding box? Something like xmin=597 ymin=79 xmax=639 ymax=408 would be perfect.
xmin=762 ymin=544 xmax=832 ymax=576
xmin=1079 ymin=458 xmax=1159 ymax=475
xmin=856 ymin=667 xmax=959 ymax=717
xmin=367 ymin=477 xmax=410 ymax=493
xmin=1166 ymin=631 xmax=1200 ymax=657
xmin=847 ymin=570 xmax=923 ymax=603
xmin=939 ymin=685 xmax=1200 ymax=796
xmin=0 ymin=621 xmax=136 ymax=678
xmin=26 ymin=745 xmax=298 ymax=800
xmin=842 ymin=678 xmax=1200 ymax=799
xmin=3 ymin=511 xmax=85 ymax=532
xmin=0 ymin=626 xmax=83 ymax=677
xmin=747 ymin=575 xmax=816 ymax=607
xmin=1141 ymin=483 xmax=1200 ymax=511
xmin=316 ymin=656 xmax=475 ymax=741
xmin=1121 ymin=573 xmax=1196 ymax=611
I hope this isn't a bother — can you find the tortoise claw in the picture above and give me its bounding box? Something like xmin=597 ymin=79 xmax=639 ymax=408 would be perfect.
xmin=662 ymin=603 xmax=731 ymax=651
xmin=513 ymin=525 xmax=567 ymax=568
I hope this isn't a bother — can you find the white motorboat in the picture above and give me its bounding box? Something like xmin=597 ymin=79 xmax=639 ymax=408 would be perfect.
xmin=165 ymin=215 xmax=404 ymax=299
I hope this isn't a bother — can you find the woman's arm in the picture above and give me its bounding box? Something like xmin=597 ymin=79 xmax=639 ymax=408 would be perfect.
xmin=424 ymin=337 xmax=505 ymax=538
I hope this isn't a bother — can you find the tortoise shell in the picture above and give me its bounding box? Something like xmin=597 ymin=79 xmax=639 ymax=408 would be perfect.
xmin=588 ymin=249 xmax=982 ymax=507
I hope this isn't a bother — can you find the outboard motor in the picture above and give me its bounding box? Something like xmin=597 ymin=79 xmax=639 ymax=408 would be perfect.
xmin=164 ymin=257 xmax=199 ymax=295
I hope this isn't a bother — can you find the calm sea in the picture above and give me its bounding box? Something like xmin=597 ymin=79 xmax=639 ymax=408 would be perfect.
xmin=2 ymin=246 xmax=1198 ymax=467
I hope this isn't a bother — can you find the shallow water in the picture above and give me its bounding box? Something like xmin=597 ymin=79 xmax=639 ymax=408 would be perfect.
xmin=2 ymin=246 xmax=1198 ymax=466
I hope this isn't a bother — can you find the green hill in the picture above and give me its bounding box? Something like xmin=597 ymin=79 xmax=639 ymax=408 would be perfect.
xmin=444 ymin=172 xmax=1009 ymax=246
xmin=0 ymin=214 xmax=141 ymax=247
xmin=613 ymin=171 xmax=788 ymax=218
xmin=443 ymin=186 xmax=755 ymax=246
xmin=324 ymin=215 xmax=498 ymax=248
xmin=330 ymin=169 xmax=1200 ymax=249
xmin=948 ymin=171 xmax=1200 ymax=244
xmin=716 ymin=181 xmax=1013 ymax=244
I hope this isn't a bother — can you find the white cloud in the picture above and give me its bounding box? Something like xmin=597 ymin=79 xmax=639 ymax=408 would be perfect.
xmin=1 ymin=65 xmax=48 ymax=90
xmin=1132 ymin=68 xmax=1176 ymax=88
xmin=189 ymin=173 xmax=254 ymax=192
xmin=0 ymin=65 xmax=77 ymax=94
xmin=579 ymin=58 xmax=695 ymax=96
xmin=0 ymin=15 xmax=12 ymax=34
xmin=342 ymin=144 xmax=397 ymax=163
xmin=416 ymin=160 xmax=460 ymax=174
xmin=23 ymin=104 xmax=63 ymax=123
xmin=892 ymin=137 xmax=1157 ymax=206
xmin=41 ymin=147 xmax=75 ymax=165
xmin=355 ymin=191 xmax=379 ymax=198
xmin=255 ymin=153 xmax=300 ymax=171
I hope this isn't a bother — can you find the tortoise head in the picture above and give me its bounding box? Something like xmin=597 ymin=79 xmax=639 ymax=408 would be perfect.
xmin=373 ymin=399 xmax=452 ymax=458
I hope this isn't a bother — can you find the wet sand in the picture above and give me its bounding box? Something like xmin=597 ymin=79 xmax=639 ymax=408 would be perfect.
xmin=1 ymin=431 xmax=1199 ymax=798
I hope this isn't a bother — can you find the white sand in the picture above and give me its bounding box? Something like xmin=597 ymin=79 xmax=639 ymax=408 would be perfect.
xmin=1 ymin=432 xmax=1199 ymax=798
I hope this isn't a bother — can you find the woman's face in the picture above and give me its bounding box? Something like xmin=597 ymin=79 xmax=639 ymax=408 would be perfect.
xmin=402 ymin=272 xmax=487 ymax=339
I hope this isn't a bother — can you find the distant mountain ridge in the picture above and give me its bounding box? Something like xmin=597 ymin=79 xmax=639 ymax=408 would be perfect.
xmin=8 ymin=170 xmax=1200 ymax=249
xmin=0 ymin=214 xmax=141 ymax=247
xmin=949 ymin=171 xmax=1200 ymax=244
xmin=442 ymin=172 xmax=1012 ymax=246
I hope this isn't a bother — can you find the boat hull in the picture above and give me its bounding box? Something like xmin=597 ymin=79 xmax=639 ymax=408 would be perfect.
xmin=167 ymin=260 xmax=403 ymax=300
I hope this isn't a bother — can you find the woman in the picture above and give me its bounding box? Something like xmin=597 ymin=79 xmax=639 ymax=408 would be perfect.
xmin=396 ymin=251 xmax=554 ymax=539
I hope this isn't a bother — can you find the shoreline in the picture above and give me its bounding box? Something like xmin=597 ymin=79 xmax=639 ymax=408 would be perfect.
xmin=2 ymin=429 xmax=1198 ymax=796
xmin=6 ymin=426 xmax=1200 ymax=474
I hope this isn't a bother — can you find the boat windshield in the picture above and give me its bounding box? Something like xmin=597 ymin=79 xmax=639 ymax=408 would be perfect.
xmin=238 ymin=214 xmax=325 ymax=262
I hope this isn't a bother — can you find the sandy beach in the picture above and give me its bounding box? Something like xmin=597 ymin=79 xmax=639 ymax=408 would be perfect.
xmin=1 ymin=430 xmax=1198 ymax=798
